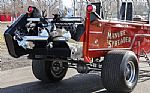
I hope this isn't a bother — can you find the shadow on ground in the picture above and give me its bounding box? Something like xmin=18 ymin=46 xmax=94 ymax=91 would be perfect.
xmin=1 ymin=73 xmax=111 ymax=93
xmin=1 ymin=69 xmax=150 ymax=93
xmin=138 ymin=69 xmax=150 ymax=83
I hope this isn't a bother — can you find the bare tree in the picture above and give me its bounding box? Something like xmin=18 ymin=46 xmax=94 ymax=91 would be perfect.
xmin=146 ymin=0 xmax=150 ymax=22
xmin=147 ymin=0 xmax=150 ymax=8
xmin=116 ymin=0 xmax=120 ymax=19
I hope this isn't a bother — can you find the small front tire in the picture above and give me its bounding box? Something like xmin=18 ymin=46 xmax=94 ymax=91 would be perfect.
xmin=32 ymin=59 xmax=68 ymax=82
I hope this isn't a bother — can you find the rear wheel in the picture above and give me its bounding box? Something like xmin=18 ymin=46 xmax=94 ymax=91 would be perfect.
xmin=32 ymin=59 xmax=68 ymax=82
xmin=102 ymin=50 xmax=139 ymax=93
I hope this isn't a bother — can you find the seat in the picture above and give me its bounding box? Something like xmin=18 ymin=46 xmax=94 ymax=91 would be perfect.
xmin=72 ymin=24 xmax=85 ymax=41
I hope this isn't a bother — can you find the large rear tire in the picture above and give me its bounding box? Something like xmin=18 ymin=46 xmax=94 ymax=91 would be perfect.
xmin=32 ymin=59 xmax=68 ymax=82
xmin=102 ymin=50 xmax=139 ymax=93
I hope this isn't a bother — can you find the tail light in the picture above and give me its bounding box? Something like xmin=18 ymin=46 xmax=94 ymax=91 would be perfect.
xmin=28 ymin=6 xmax=33 ymax=13
xmin=87 ymin=5 xmax=96 ymax=13
xmin=87 ymin=5 xmax=93 ymax=12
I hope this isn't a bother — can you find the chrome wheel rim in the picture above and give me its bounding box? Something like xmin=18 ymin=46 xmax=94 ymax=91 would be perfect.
xmin=126 ymin=61 xmax=136 ymax=86
xmin=51 ymin=61 xmax=63 ymax=76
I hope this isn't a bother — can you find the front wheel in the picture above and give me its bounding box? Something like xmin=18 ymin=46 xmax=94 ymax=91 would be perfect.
xmin=32 ymin=59 xmax=68 ymax=82
xmin=102 ymin=50 xmax=139 ymax=93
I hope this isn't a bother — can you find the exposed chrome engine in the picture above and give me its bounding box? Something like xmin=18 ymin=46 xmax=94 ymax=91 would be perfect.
xmin=14 ymin=16 xmax=83 ymax=59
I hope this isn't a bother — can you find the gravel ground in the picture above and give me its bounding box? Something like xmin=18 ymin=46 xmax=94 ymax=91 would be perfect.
xmin=0 ymin=23 xmax=32 ymax=71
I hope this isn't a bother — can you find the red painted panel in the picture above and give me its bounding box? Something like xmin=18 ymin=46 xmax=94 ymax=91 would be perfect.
xmin=84 ymin=20 xmax=150 ymax=59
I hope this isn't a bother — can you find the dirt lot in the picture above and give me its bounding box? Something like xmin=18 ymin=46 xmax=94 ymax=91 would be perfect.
xmin=0 ymin=23 xmax=32 ymax=71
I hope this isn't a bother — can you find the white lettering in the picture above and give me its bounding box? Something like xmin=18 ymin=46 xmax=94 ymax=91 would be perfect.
xmin=107 ymin=30 xmax=131 ymax=47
